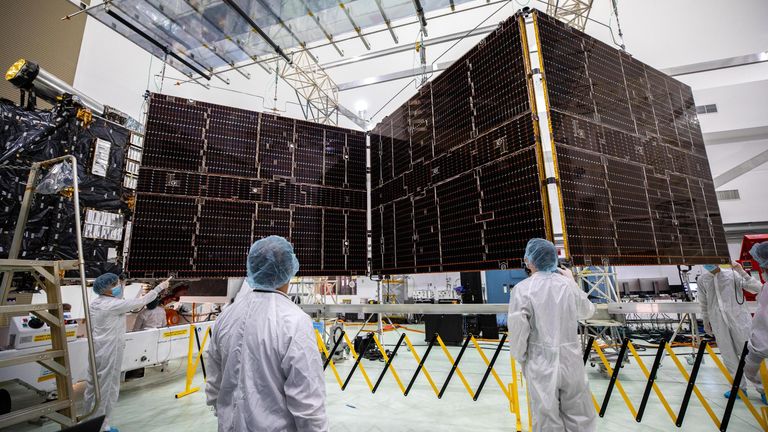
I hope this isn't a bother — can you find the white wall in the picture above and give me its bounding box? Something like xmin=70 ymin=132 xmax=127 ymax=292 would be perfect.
xmin=695 ymin=80 xmax=768 ymax=135
xmin=705 ymin=138 xmax=768 ymax=224
xmin=608 ymin=0 xmax=768 ymax=68
xmin=694 ymin=79 xmax=768 ymax=242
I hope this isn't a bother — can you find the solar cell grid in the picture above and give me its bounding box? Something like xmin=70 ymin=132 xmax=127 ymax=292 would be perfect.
xmin=128 ymin=93 xmax=367 ymax=277
xmin=131 ymin=11 xmax=727 ymax=277
xmin=370 ymin=14 xmax=547 ymax=274
xmin=535 ymin=11 xmax=728 ymax=265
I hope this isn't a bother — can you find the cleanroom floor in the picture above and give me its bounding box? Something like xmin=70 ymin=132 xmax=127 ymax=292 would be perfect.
xmin=5 ymin=326 xmax=763 ymax=431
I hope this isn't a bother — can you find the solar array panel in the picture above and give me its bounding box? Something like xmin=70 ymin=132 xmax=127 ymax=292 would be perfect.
xmin=370 ymin=19 xmax=548 ymax=274
xmin=127 ymin=94 xmax=367 ymax=278
xmin=535 ymin=12 xmax=727 ymax=265
xmin=128 ymin=10 xmax=728 ymax=277
xmin=370 ymin=10 xmax=727 ymax=272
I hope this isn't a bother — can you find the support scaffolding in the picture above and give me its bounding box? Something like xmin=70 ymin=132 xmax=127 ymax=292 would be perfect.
xmin=278 ymin=50 xmax=341 ymax=126
xmin=576 ymin=266 xmax=626 ymax=373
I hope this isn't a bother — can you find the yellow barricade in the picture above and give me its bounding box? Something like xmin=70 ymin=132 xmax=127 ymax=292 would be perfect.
xmin=704 ymin=344 xmax=768 ymax=430
xmin=175 ymin=324 xmax=212 ymax=399
xmin=314 ymin=328 xmax=525 ymax=428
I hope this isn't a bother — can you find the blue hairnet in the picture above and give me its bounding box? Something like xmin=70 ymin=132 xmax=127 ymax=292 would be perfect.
xmin=524 ymin=238 xmax=558 ymax=273
xmin=751 ymin=242 xmax=768 ymax=269
xmin=246 ymin=236 xmax=300 ymax=290
xmin=703 ymin=264 xmax=718 ymax=272
xmin=93 ymin=273 xmax=119 ymax=295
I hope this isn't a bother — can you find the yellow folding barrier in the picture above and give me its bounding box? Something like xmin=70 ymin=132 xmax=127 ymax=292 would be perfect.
xmin=315 ymin=330 xmax=343 ymax=388
xmin=312 ymin=328 xmax=528 ymax=431
xmin=314 ymin=327 xmax=768 ymax=431
xmin=626 ymin=341 xmax=677 ymax=422
xmin=435 ymin=334 xmax=475 ymax=399
xmin=591 ymin=341 xmax=638 ymax=418
xmin=582 ymin=338 xmax=768 ymax=431
xmin=705 ymin=344 xmax=768 ymax=430
xmin=402 ymin=333 xmax=440 ymax=397
xmin=470 ymin=336 xmax=509 ymax=399
xmin=175 ymin=325 xmax=212 ymax=399
xmin=664 ymin=343 xmax=721 ymax=428
xmin=342 ymin=331 xmax=374 ymax=391
xmin=372 ymin=333 xmax=406 ymax=394
xmin=510 ymin=356 xmax=523 ymax=431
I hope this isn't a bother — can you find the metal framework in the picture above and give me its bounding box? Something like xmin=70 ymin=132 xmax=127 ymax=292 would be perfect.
xmin=579 ymin=266 xmax=621 ymax=303
xmin=337 ymin=1 xmax=371 ymax=50
xmin=278 ymin=49 xmax=341 ymax=125
xmin=576 ymin=267 xmax=625 ymax=358
xmin=298 ymin=0 xmax=344 ymax=56
xmin=546 ymin=0 xmax=595 ymax=31
xmin=412 ymin=0 xmax=429 ymax=36
xmin=374 ymin=0 xmax=399 ymax=44
xmin=289 ymin=277 xmax=322 ymax=305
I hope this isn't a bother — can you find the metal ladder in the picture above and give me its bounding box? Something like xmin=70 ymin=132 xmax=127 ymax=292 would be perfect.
xmin=0 ymin=155 xmax=100 ymax=429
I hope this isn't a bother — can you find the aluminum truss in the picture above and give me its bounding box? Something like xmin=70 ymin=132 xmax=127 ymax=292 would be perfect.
xmin=576 ymin=266 xmax=626 ymax=373
xmin=278 ymin=49 xmax=341 ymax=126
xmin=546 ymin=0 xmax=595 ymax=31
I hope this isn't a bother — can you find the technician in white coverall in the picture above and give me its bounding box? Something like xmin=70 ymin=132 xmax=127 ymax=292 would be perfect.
xmin=205 ymin=235 xmax=328 ymax=432
xmin=84 ymin=273 xmax=170 ymax=432
xmin=508 ymin=238 xmax=597 ymax=432
xmin=698 ymin=262 xmax=762 ymax=397
xmin=131 ymin=297 xmax=167 ymax=331
xmin=743 ymin=242 xmax=768 ymax=404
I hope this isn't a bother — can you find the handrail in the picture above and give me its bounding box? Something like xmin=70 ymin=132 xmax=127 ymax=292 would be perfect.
xmin=63 ymin=155 xmax=101 ymax=420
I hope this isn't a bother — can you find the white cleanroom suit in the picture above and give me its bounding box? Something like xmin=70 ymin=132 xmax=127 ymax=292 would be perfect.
xmin=205 ymin=289 xmax=328 ymax=432
xmin=745 ymin=243 xmax=768 ymax=389
xmin=131 ymin=304 xmax=166 ymax=331
xmin=84 ymin=279 xmax=168 ymax=431
xmin=745 ymin=280 xmax=768 ymax=383
xmin=508 ymin=271 xmax=597 ymax=431
xmin=699 ymin=267 xmax=762 ymax=391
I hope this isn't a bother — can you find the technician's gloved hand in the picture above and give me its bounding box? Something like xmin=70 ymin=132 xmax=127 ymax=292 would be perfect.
xmin=704 ymin=320 xmax=713 ymax=335
xmin=153 ymin=277 xmax=172 ymax=294
xmin=732 ymin=261 xmax=748 ymax=276
xmin=557 ymin=267 xmax=575 ymax=281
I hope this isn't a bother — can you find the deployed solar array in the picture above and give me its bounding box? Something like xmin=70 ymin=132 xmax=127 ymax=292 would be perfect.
xmin=370 ymin=10 xmax=727 ymax=273
xmin=128 ymin=11 xmax=728 ymax=278
xmin=535 ymin=13 xmax=728 ymax=265
xmin=127 ymin=94 xmax=367 ymax=278
xmin=370 ymin=18 xmax=548 ymax=274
